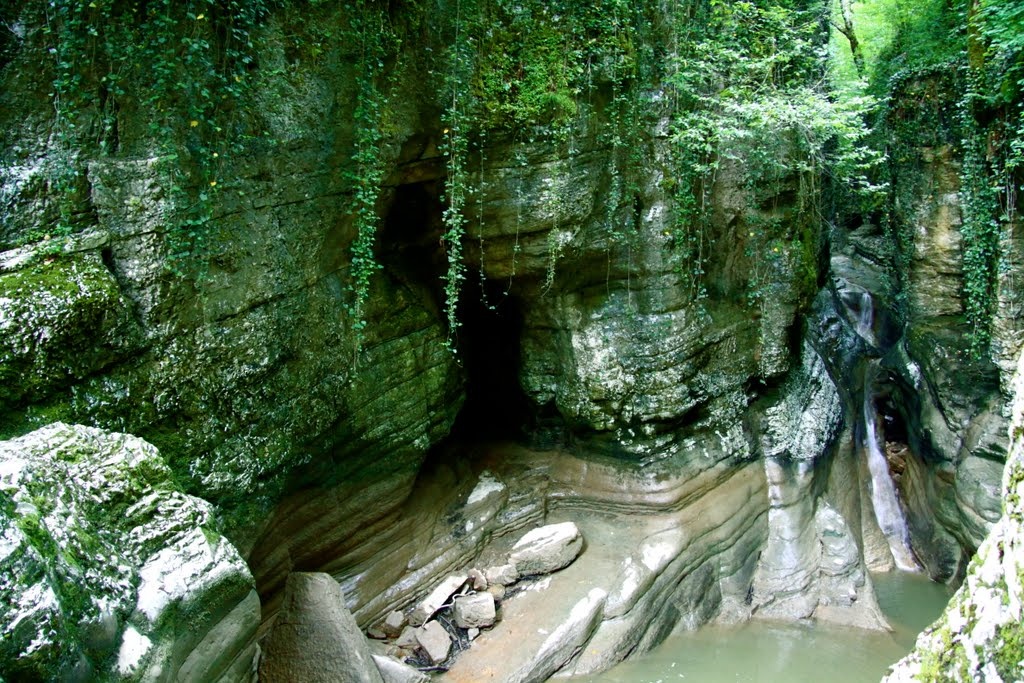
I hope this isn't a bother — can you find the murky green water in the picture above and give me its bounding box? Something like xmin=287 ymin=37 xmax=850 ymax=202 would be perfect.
xmin=582 ymin=572 xmax=954 ymax=683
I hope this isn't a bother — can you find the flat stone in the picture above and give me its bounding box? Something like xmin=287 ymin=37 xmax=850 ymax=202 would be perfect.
xmin=382 ymin=610 xmax=406 ymax=639
xmin=415 ymin=621 xmax=451 ymax=665
xmin=410 ymin=574 xmax=467 ymax=626
xmin=372 ymin=654 xmax=430 ymax=683
xmin=467 ymin=627 xmax=480 ymax=641
xmin=453 ymin=592 xmax=496 ymax=629
xmin=394 ymin=626 xmax=419 ymax=650
xmin=484 ymin=564 xmax=519 ymax=586
xmin=509 ymin=522 xmax=584 ymax=576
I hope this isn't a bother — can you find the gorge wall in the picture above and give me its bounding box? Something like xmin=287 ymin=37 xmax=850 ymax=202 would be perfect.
xmin=0 ymin=0 xmax=1020 ymax=680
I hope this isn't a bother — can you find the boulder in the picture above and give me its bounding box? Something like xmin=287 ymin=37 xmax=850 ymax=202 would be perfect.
xmin=484 ymin=564 xmax=519 ymax=586
xmin=453 ymin=592 xmax=496 ymax=629
xmin=395 ymin=626 xmax=419 ymax=649
xmin=414 ymin=621 xmax=451 ymax=665
xmin=509 ymin=522 xmax=584 ymax=576
xmin=259 ymin=572 xmax=383 ymax=683
xmin=0 ymin=423 xmax=258 ymax=683
xmin=409 ymin=574 xmax=467 ymax=626
xmin=372 ymin=654 xmax=430 ymax=683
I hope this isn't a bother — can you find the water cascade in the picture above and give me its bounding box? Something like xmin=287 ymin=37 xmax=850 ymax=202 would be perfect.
xmin=862 ymin=363 xmax=919 ymax=571
xmin=854 ymin=291 xmax=876 ymax=346
xmin=845 ymin=288 xmax=919 ymax=571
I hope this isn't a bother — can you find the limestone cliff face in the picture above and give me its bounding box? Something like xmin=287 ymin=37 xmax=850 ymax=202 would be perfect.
xmin=0 ymin=9 xmax=464 ymax=543
xmin=825 ymin=72 xmax=1020 ymax=581
xmin=0 ymin=2 xmax=1017 ymax=679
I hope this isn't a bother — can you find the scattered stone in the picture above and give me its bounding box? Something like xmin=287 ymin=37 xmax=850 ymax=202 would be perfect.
xmin=487 ymin=585 xmax=506 ymax=601
xmin=410 ymin=574 xmax=468 ymax=626
xmin=382 ymin=610 xmax=407 ymax=639
xmin=468 ymin=568 xmax=488 ymax=591
xmin=372 ymin=654 xmax=430 ymax=683
xmin=467 ymin=628 xmax=480 ymax=641
xmin=259 ymin=572 xmax=383 ymax=683
xmin=509 ymin=522 xmax=584 ymax=576
xmin=395 ymin=626 xmax=419 ymax=650
xmin=484 ymin=564 xmax=519 ymax=586
xmin=453 ymin=592 xmax=497 ymax=629
xmin=367 ymin=625 xmax=388 ymax=640
xmin=415 ymin=621 xmax=451 ymax=665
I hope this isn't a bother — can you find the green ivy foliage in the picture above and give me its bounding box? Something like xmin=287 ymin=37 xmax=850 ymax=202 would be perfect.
xmin=12 ymin=0 xmax=901 ymax=348
xmin=863 ymin=0 xmax=1023 ymax=356
xmin=26 ymin=0 xmax=273 ymax=270
xmin=665 ymin=0 xmax=882 ymax=305
xmin=342 ymin=0 xmax=398 ymax=352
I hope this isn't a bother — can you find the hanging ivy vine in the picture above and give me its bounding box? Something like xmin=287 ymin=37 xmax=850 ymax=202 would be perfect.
xmin=34 ymin=0 xmax=273 ymax=271
xmin=342 ymin=0 xmax=398 ymax=351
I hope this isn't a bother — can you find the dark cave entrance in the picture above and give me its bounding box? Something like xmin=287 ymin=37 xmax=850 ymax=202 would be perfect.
xmin=447 ymin=277 xmax=533 ymax=442
xmin=379 ymin=179 xmax=534 ymax=444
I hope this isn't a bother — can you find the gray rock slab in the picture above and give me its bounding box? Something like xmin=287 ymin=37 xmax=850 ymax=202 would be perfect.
xmin=410 ymin=574 xmax=468 ymax=626
xmin=415 ymin=621 xmax=451 ymax=665
xmin=509 ymin=522 xmax=584 ymax=576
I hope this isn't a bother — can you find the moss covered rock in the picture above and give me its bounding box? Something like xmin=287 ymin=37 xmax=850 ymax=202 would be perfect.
xmin=0 ymin=250 xmax=141 ymax=411
xmin=0 ymin=423 xmax=258 ymax=682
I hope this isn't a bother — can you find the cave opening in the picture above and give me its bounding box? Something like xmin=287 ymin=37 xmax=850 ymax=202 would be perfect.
xmin=378 ymin=178 xmax=536 ymax=446
xmin=447 ymin=276 xmax=533 ymax=443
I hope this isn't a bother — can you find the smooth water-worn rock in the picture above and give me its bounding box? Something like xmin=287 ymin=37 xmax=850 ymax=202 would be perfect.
xmin=0 ymin=423 xmax=258 ymax=683
xmin=508 ymin=588 xmax=607 ymax=683
xmin=373 ymin=654 xmax=430 ymax=683
xmin=259 ymin=572 xmax=383 ymax=683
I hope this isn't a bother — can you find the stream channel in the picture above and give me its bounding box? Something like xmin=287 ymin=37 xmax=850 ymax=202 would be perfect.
xmin=580 ymin=571 xmax=953 ymax=682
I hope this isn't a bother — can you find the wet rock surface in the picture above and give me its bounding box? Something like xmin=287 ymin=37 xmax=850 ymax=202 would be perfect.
xmin=883 ymin=348 xmax=1024 ymax=682
xmin=0 ymin=423 xmax=258 ymax=683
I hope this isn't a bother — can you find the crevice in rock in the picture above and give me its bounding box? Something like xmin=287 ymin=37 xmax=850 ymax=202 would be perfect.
xmin=378 ymin=179 xmax=448 ymax=316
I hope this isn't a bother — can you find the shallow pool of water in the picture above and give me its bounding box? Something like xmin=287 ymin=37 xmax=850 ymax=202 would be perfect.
xmin=581 ymin=572 xmax=954 ymax=683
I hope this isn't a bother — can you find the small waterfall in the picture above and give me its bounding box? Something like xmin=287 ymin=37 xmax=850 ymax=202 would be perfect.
xmin=854 ymin=291 xmax=876 ymax=345
xmin=863 ymin=362 xmax=919 ymax=571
